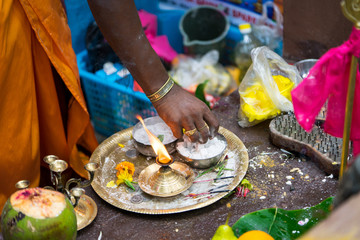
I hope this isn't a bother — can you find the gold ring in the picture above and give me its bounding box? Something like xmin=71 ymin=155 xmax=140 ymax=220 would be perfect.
xmin=198 ymin=124 xmax=208 ymax=132
xmin=184 ymin=128 xmax=197 ymax=137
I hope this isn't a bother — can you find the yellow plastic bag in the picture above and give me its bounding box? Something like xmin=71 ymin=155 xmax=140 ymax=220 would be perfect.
xmin=238 ymin=46 xmax=302 ymax=127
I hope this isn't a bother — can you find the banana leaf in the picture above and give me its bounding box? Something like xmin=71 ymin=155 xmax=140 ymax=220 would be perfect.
xmin=232 ymin=197 xmax=333 ymax=240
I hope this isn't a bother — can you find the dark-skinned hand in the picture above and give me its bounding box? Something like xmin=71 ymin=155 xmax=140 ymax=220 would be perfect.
xmin=152 ymin=84 xmax=219 ymax=143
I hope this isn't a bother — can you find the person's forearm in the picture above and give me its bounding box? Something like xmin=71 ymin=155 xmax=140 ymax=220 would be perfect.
xmin=88 ymin=0 xmax=220 ymax=142
xmin=87 ymin=0 xmax=168 ymax=95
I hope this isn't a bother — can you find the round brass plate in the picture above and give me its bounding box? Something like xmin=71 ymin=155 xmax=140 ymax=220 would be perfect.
xmin=90 ymin=126 xmax=248 ymax=215
xmin=138 ymin=162 xmax=195 ymax=197
xmin=75 ymin=194 xmax=97 ymax=230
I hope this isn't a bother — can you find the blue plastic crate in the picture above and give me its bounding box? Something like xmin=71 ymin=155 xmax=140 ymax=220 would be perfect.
xmin=77 ymin=50 xmax=157 ymax=137
xmin=66 ymin=0 xmax=184 ymax=54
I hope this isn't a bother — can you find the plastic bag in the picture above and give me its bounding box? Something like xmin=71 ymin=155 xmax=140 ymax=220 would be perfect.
xmin=252 ymin=2 xmax=283 ymax=55
xmin=238 ymin=46 xmax=302 ymax=127
xmin=170 ymin=50 xmax=236 ymax=97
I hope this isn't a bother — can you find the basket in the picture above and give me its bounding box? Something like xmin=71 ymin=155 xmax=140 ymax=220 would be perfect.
xmin=77 ymin=50 xmax=157 ymax=137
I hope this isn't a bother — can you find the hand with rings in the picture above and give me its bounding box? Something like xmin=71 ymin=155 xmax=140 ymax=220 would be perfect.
xmin=184 ymin=124 xmax=209 ymax=137
xmin=184 ymin=128 xmax=197 ymax=138
xmin=183 ymin=123 xmax=212 ymax=143
xmin=151 ymin=83 xmax=219 ymax=143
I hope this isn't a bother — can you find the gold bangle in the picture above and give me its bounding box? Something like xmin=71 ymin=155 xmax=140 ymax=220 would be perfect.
xmin=147 ymin=76 xmax=174 ymax=103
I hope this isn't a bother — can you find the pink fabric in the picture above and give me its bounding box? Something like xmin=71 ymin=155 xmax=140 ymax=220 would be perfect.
xmin=138 ymin=10 xmax=177 ymax=63
xmin=138 ymin=10 xmax=157 ymax=37
xmin=147 ymin=35 xmax=178 ymax=62
xmin=291 ymin=27 xmax=360 ymax=158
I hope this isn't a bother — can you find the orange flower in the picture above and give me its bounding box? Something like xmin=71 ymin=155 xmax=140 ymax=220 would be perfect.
xmin=114 ymin=161 xmax=136 ymax=191
xmin=115 ymin=161 xmax=135 ymax=177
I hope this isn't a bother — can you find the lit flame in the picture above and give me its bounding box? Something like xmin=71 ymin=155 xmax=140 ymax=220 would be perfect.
xmin=136 ymin=115 xmax=172 ymax=164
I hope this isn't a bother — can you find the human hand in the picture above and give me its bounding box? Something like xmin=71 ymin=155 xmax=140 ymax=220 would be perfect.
xmin=152 ymin=84 xmax=219 ymax=143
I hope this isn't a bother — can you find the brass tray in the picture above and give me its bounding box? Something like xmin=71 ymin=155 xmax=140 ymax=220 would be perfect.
xmin=90 ymin=126 xmax=248 ymax=214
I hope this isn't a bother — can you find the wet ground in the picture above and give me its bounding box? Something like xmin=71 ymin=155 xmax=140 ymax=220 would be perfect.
xmin=75 ymin=91 xmax=337 ymax=240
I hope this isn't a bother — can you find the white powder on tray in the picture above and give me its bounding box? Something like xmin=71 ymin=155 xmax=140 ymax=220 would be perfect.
xmin=133 ymin=122 xmax=177 ymax=145
xmin=176 ymin=135 xmax=227 ymax=159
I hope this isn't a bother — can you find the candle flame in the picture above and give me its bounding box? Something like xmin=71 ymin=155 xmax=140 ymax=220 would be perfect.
xmin=136 ymin=115 xmax=172 ymax=164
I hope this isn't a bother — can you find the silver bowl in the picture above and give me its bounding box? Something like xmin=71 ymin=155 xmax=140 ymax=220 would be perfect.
xmin=176 ymin=134 xmax=227 ymax=169
xmin=294 ymin=59 xmax=318 ymax=79
xmin=132 ymin=116 xmax=177 ymax=157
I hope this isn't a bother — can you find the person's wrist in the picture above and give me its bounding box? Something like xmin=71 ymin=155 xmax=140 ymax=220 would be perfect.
xmin=147 ymin=76 xmax=175 ymax=103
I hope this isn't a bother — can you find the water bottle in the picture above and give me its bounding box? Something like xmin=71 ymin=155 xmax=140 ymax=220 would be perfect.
xmin=234 ymin=23 xmax=261 ymax=83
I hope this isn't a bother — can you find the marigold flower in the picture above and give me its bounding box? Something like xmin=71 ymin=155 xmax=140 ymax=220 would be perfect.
xmin=116 ymin=170 xmax=133 ymax=185
xmin=114 ymin=161 xmax=135 ymax=190
xmin=115 ymin=161 xmax=135 ymax=177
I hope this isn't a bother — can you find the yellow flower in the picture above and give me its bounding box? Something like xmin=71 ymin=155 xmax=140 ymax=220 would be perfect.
xmin=114 ymin=161 xmax=135 ymax=190
xmin=241 ymin=82 xmax=280 ymax=122
xmin=273 ymin=75 xmax=294 ymax=101
xmin=116 ymin=170 xmax=133 ymax=185
xmin=241 ymin=75 xmax=294 ymax=122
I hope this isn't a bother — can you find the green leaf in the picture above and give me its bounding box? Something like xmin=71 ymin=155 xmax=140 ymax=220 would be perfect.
xmin=232 ymin=197 xmax=334 ymax=239
xmin=157 ymin=135 xmax=164 ymax=142
xmin=195 ymin=80 xmax=210 ymax=108
xmin=124 ymin=179 xmax=136 ymax=191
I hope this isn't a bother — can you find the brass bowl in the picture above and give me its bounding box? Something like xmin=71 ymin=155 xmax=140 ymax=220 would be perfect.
xmin=132 ymin=116 xmax=177 ymax=157
xmin=176 ymin=134 xmax=228 ymax=169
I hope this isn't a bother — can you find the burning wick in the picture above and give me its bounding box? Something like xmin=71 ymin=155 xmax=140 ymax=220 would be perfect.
xmin=136 ymin=115 xmax=172 ymax=164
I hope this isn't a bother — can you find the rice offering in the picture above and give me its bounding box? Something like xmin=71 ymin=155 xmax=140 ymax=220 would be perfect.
xmin=133 ymin=116 xmax=177 ymax=145
xmin=177 ymin=135 xmax=227 ymax=159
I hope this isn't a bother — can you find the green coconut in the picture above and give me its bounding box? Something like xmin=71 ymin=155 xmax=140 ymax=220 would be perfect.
xmin=1 ymin=187 xmax=77 ymax=240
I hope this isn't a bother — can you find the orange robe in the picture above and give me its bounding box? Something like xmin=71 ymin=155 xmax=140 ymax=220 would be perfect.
xmin=0 ymin=0 xmax=98 ymax=211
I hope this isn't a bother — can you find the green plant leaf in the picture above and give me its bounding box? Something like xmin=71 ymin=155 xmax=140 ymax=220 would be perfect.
xmin=157 ymin=135 xmax=164 ymax=142
xmin=232 ymin=197 xmax=334 ymax=240
xmin=124 ymin=179 xmax=136 ymax=191
xmin=195 ymin=80 xmax=210 ymax=108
